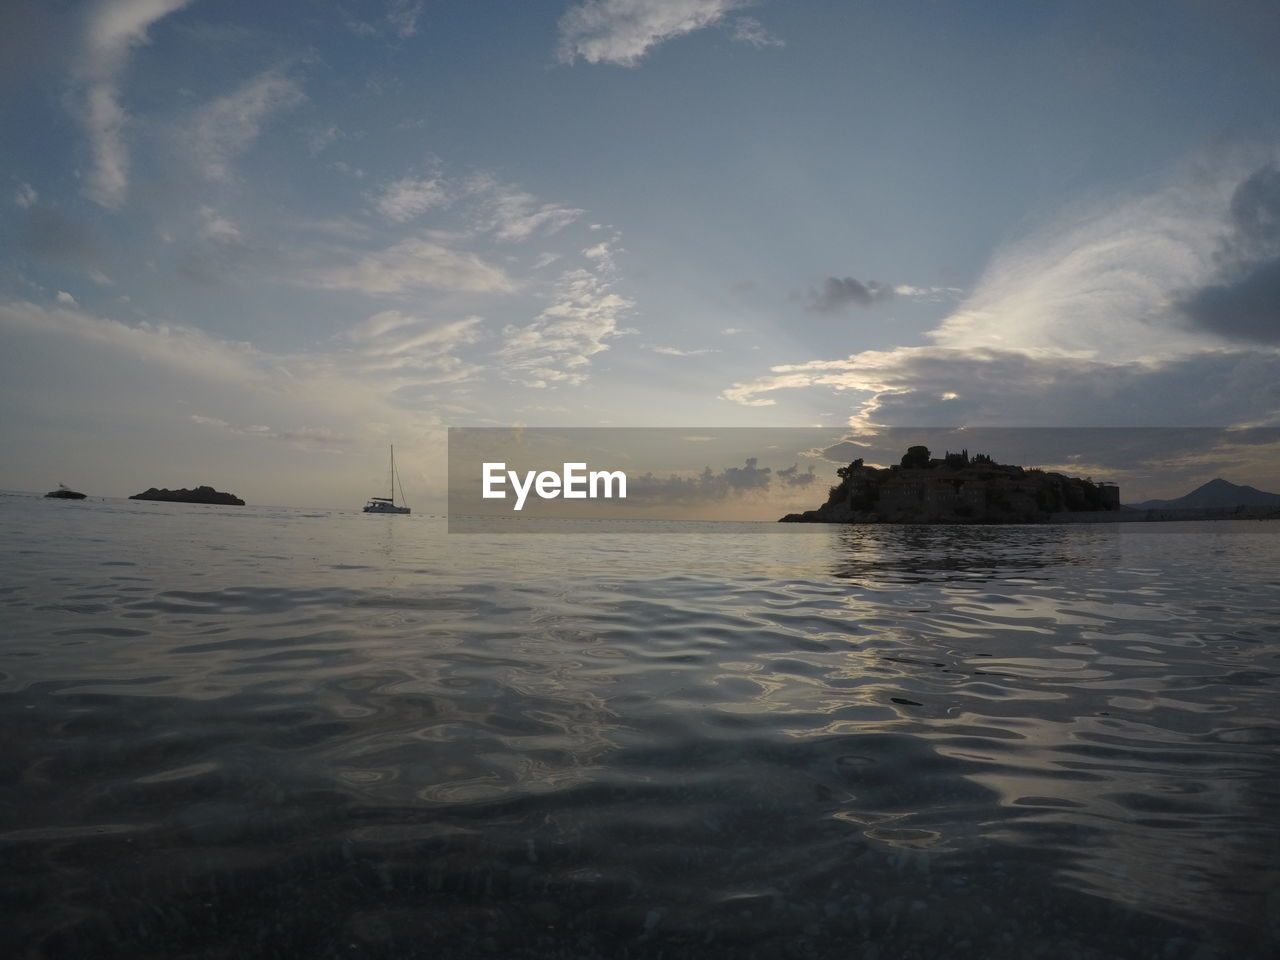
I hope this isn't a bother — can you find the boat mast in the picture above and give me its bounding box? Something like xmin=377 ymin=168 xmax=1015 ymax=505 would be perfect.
xmin=390 ymin=445 xmax=396 ymax=503
xmin=395 ymin=446 xmax=409 ymax=509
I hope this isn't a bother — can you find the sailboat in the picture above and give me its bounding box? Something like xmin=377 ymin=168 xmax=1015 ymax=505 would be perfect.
xmin=363 ymin=445 xmax=411 ymax=514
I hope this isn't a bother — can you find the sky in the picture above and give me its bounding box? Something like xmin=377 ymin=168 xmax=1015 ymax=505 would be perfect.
xmin=2 ymin=0 xmax=1279 ymax=509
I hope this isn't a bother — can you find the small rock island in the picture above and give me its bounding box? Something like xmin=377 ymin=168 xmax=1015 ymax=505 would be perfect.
xmin=781 ymin=446 xmax=1120 ymax=524
xmin=130 ymin=485 xmax=245 ymax=506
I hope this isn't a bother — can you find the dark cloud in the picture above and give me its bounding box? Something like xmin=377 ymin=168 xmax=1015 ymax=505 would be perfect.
xmin=1228 ymin=165 xmax=1280 ymax=253
xmin=1179 ymin=256 xmax=1280 ymax=343
xmin=776 ymin=463 xmax=817 ymax=486
xmin=818 ymin=441 xmax=872 ymax=464
xmin=19 ymin=207 xmax=101 ymax=267
xmin=859 ymin=349 xmax=1280 ymax=428
xmin=807 ymin=276 xmax=894 ymax=314
xmin=1178 ymin=165 xmax=1280 ymax=343
xmin=626 ymin=458 xmax=776 ymax=504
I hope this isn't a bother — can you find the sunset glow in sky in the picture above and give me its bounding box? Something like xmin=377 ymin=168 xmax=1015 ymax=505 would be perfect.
xmin=3 ymin=1 xmax=1279 ymax=508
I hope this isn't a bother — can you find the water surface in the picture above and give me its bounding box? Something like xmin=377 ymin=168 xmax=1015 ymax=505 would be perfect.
xmin=2 ymin=494 xmax=1277 ymax=958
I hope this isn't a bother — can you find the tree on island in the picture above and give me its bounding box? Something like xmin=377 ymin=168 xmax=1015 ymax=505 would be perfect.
xmin=900 ymin=445 xmax=931 ymax=469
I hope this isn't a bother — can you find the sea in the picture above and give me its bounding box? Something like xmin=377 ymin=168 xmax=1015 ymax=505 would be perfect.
xmin=2 ymin=492 xmax=1278 ymax=959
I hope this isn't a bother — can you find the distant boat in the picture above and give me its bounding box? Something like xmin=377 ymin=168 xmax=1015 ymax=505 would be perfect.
xmin=45 ymin=483 xmax=87 ymax=500
xmin=363 ymin=445 xmax=411 ymax=515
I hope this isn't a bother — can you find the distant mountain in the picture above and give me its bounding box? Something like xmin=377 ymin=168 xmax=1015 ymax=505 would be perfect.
xmin=1128 ymin=478 xmax=1280 ymax=510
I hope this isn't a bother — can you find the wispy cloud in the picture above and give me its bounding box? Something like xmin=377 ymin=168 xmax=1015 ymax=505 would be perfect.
xmin=386 ymin=0 xmax=424 ymax=39
xmin=198 ymin=205 xmax=240 ymax=240
xmin=0 ymin=298 xmax=264 ymax=384
xmin=557 ymin=0 xmax=750 ymax=66
xmin=729 ymin=16 xmax=782 ymax=49
xmin=372 ymin=170 xmax=449 ymax=223
xmin=14 ymin=182 xmax=38 ymax=208
xmin=76 ymin=0 xmax=193 ymax=208
xmin=345 ymin=310 xmax=485 ymax=384
xmin=501 ymin=267 xmax=635 ymax=386
xmin=308 ymin=237 xmax=517 ymax=295
xmin=191 ymin=68 xmax=305 ymax=181
xmin=650 ymin=345 xmax=715 ymax=356
xmin=926 ymin=170 xmax=1236 ymax=361
xmin=468 ymin=174 xmax=584 ymax=242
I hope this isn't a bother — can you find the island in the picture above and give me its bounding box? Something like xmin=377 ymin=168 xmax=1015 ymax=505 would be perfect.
xmin=129 ymin=485 xmax=245 ymax=506
xmin=781 ymin=446 xmax=1120 ymax=524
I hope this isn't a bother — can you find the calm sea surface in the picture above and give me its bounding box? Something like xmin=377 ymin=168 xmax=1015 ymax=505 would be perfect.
xmin=2 ymin=493 xmax=1278 ymax=959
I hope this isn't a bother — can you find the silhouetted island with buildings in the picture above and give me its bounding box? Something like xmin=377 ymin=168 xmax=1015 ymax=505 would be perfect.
xmin=781 ymin=446 xmax=1120 ymax=524
xmin=129 ymin=486 xmax=245 ymax=506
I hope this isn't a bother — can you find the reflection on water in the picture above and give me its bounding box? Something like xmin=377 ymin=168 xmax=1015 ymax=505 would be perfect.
xmin=1 ymin=493 xmax=1278 ymax=958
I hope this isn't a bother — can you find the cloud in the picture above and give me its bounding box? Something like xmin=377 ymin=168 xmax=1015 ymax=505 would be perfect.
xmin=726 ymin=157 xmax=1280 ymax=434
xmin=650 ymin=345 xmax=714 ymax=356
xmin=582 ymin=240 xmax=619 ymax=272
xmin=386 ymin=0 xmax=424 ymax=38
xmin=0 ymin=299 xmax=264 ymax=384
xmin=56 ymin=291 xmax=79 ymax=306
xmin=557 ymin=0 xmax=749 ymax=66
xmin=926 ymin=170 xmax=1236 ymax=361
xmin=345 ymin=310 xmax=485 ymax=384
xmin=775 ymin=462 xmax=816 ymax=486
xmin=76 ymin=0 xmax=192 ymax=208
xmin=14 ymin=182 xmax=37 ymax=208
xmin=307 ymin=124 xmax=343 ymax=156
xmin=372 ymin=168 xmax=449 ymax=222
xmin=807 ymin=276 xmax=895 ymax=314
xmin=199 ymin=205 xmax=240 ymax=240
xmin=342 ymin=310 xmax=487 ymax=388
xmin=729 ymin=16 xmax=782 ymax=49
xmin=308 ymin=238 xmax=516 ymax=295
xmin=178 ymin=206 xmax=267 ymax=285
xmin=724 ymin=346 xmax=1280 ymax=430
xmin=1176 ymin=164 xmax=1280 ymax=343
xmin=893 ymin=284 xmax=964 ymax=302
xmin=191 ymin=68 xmax=305 ymax=181
xmin=501 ymin=268 xmax=635 ymax=386
xmin=468 ymin=174 xmax=584 ymax=242
xmin=626 ymin=456 xmax=815 ymax=504
xmin=1180 ymin=258 xmax=1280 ymax=344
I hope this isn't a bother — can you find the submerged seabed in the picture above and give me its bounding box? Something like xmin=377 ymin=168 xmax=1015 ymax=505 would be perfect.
xmin=1 ymin=494 xmax=1278 ymax=959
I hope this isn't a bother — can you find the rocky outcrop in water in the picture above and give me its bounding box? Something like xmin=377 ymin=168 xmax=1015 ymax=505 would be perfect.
xmin=129 ymin=485 xmax=245 ymax=506
xmin=781 ymin=447 xmax=1120 ymax=524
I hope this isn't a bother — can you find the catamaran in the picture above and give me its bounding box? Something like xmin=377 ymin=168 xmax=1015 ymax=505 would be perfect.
xmin=363 ymin=445 xmax=411 ymax=514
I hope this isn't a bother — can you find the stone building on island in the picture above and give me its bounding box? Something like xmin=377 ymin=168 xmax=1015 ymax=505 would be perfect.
xmin=781 ymin=446 xmax=1120 ymax=524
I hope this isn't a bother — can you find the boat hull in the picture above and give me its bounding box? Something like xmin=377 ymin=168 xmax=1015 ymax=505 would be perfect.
xmin=363 ymin=501 xmax=410 ymax=514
